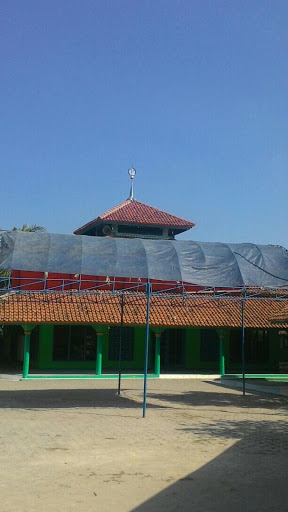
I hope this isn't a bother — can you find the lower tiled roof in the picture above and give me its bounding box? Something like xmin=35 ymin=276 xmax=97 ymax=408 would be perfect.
xmin=271 ymin=305 xmax=288 ymax=323
xmin=0 ymin=291 xmax=287 ymax=329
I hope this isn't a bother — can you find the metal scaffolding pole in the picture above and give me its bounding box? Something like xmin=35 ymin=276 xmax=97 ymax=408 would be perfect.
xmin=143 ymin=282 xmax=151 ymax=418
xmin=241 ymin=295 xmax=246 ymax=396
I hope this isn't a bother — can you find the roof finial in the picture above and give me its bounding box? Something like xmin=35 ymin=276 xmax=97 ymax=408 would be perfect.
xmin=128 ymin=167 xmax=136 ymax=201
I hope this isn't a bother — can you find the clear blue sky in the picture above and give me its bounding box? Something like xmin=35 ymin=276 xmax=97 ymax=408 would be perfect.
xmin=1 ymin=0 xmax=287 ymax=247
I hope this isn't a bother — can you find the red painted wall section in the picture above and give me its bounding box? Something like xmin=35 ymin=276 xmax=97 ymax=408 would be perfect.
xmin=10 ymin=270 xmax=236 ymax=294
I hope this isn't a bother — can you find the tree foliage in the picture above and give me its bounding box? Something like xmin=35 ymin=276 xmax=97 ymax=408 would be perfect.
xmin=12 ymin=224 xmax=46 ymax=232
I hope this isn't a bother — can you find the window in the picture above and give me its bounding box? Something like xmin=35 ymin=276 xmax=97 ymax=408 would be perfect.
xmin=108 ymin=326 xmax=134 ymax=361
xmin=229 ymin=329 xmax=269 ymax=363
xmin=200 ymin=329 xmax=219 ymax=362
xmin=53 ymin=326 xmax=97 ymax=361
xmin=246 ymin=329 xmax=269 ymax=362
xmin=118 ymin=225 xmax=162 ymax=237
xmin=279 ymin=330 xmax=288 ymax=349
xmin=161 ymin=329 xmax=185 ymax=368
xmin=229 ymin=330 xmax=242 ymax=363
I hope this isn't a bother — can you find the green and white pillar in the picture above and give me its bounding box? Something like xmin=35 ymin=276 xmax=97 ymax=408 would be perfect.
xmin=96 ymin=332 xmax=103 ymax=376
xmin=155 ymin=333 xmax=161 ymax=377
xmin=21 ymin=324 xmax=34 ymax=379
xmin=219 ymin=330 xmax=225 ymax=376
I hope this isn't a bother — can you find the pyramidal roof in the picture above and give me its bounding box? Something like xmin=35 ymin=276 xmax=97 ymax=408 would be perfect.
xmin=74 ymin=199 xmax=195 ymax=234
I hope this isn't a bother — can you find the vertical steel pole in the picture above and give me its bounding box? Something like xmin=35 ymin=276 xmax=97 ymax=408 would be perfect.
xmin=118 ymin=293 xmax=124 ymax=395
xmin=241 ymin=297 xmax=246 ymax=396
xmin=143 ymin=282 xmax=151 ymax=418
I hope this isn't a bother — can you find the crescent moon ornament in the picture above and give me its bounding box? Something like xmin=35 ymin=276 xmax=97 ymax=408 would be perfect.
xmin=128 ymin=167 xmax=136 ymax=179
xmin=128 ymin=167 xmax=136 ymax=201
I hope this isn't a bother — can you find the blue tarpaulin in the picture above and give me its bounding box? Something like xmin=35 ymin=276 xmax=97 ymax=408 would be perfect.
xmin=0 ymin=231 xmax=288 ymax=288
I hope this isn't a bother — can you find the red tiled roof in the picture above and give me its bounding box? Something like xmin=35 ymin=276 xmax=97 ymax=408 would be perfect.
xmin=0 ymin=291 xmax=287 ymax=329
xmin=271 ymin=305 xmax=288 ymax=323
xmin=74 ymin=200 xmax=195 ymax=234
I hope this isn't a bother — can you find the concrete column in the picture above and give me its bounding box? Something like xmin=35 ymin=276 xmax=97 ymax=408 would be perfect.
xmin=96 ymin=332 xmax=103 ymax=376
xmin=155 ymin=333 xmax=161 ymax=377
xmin=22 ymin=329 xmax=32 ymax=379
xmin=219 ymin=330 xmax=225 ymax=376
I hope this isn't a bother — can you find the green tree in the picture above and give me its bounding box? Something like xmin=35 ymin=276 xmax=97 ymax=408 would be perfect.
xmin=12 ymin=224 xmax=46 ymax=232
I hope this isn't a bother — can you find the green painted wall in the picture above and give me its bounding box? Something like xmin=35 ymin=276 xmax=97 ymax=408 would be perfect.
xmin=36 ymin=323 xmax=283 ymax=374
xmin=37 ymin=324 xmax=146 ymax=371
xmin=185 ymin=328 xmax=200 ymax=369
xmin=38 ymin=324 xmax=53 ymax=369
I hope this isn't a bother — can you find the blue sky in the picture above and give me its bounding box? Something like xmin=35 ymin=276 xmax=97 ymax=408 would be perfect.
xmin=1 ymin=0 xmax=287 ymax=247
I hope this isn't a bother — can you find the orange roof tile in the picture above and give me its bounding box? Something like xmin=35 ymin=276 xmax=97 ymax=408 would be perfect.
xmin=270 ymin=305 xmax=288 ymax=323
xmin=0 ymin=291 xmax=287 ymax=329
xmin=74 ymin=200 xmax=195 ymax=234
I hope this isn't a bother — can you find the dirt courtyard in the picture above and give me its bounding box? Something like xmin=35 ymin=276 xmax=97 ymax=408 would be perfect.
xmin=1 ymin=378 xmax=288 ymax=512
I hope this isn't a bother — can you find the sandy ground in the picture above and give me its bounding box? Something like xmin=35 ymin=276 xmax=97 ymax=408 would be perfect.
xmin=1 ymin=378 xmax=288 ymax=512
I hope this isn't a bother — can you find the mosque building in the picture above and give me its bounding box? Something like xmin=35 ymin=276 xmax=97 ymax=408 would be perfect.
xmin=0 ymin=169 xmax=287 ymax=378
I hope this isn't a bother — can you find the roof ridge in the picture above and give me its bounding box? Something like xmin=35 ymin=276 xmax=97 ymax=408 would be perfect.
xmin=130 ymin=199 xmax=194 ymax=224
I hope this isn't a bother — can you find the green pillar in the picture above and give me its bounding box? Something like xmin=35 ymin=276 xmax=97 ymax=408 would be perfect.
xmin=96 ymin=332 xmax=103 ymax=376
xmin=219 ymin=330 xmax=225 ymax=376
xmin=22 ymin=329 xmax=32 ymax=378
xmin=155 ymin=333 xmax=161 ymax=377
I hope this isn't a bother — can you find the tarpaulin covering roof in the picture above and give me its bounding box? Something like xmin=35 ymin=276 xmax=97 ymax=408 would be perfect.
xmin=1 ymin=231 xmax=288 ymax=288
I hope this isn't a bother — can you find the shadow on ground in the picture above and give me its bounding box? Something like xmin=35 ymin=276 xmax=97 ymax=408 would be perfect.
xmin=0 ymin=388 xmax=164 ymax=409
xmin=147 ymin=385 xmax=288 ymax=412
xmin=132 ymin=419 xmax=288 ymax=512
xmin=212 ymin=378 xmax=288 ymax=394
xmin=2 ymin=382 xmax=288 ymax=412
